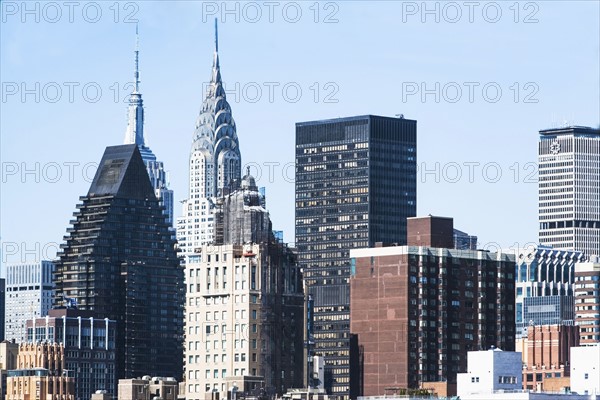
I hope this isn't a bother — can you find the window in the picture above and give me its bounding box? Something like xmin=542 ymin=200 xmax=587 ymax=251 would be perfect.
xmin=499 ymin=376 xmax=516 ymax=384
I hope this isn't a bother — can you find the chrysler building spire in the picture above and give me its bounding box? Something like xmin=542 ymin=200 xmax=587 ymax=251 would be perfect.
xmin=215 ymin=17 xmax=218 ymax=53
xmin=177 ymin=20 xmax=243 ymax=255
xmin=124 ymin=24 xmax=144 ymax=146
xmin=189 ymin=18 xmax=241 ymax=199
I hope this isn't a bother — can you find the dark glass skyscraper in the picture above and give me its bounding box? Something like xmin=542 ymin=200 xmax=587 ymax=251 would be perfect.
xmin=54 ymin=144 xmax=184 ymax=382
xmin=295 ymin=115 xmax=417 ymax=398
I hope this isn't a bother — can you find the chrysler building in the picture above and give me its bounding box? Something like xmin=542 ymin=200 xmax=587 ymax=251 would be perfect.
xmin=177 ymin=20 xmax=242 ymax=258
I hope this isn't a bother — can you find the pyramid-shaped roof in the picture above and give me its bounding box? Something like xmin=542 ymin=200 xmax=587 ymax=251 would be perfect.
xmin=88 ymin=144 xmax=156 ymax=200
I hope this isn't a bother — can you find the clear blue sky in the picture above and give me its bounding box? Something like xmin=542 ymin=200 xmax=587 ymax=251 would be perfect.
xmin=1 ymin=1 xmax=599 ymax=270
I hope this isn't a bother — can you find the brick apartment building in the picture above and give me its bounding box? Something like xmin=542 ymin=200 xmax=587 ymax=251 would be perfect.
xmin=349 ymin=216 xmax=515 ymax=397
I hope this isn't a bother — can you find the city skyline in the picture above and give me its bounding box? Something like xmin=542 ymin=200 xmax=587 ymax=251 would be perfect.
xmin=1 ymin=3 xmax=599 ymax=267
xmin=1 ymin=4 xmax=600 ymax=398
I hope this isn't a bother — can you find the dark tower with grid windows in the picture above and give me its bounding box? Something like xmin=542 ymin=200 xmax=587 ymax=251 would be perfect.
xmin=295 ymin=115 xmax=417 ymax=398
xmin=54 ymin=144 xmax=184 ymax=382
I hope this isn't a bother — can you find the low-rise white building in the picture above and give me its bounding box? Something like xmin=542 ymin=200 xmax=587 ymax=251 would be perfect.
xmin=457 ymin=348 xmax=522 ymax=396
xmin=571 ymin=345 xmax=600 ymax=396
xmin=458 ymin=348 xmax=599 ymax=400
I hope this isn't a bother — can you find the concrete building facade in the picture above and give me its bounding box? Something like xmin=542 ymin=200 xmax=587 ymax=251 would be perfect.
xmin=184 ymin=243 xmax=304 ymax=400
xmin=4 ymin=261 xmax=54 ymax=343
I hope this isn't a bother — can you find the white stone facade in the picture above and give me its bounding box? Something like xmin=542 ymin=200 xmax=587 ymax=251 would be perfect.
xmin=184 ymin=244 xmax=266 ymax=399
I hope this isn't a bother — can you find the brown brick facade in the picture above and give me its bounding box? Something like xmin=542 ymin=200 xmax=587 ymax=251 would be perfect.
xmin=350 ymin=244 xmax=515 ymax=396
xmin=406 ymin=216 xmax=454 ymax=248
xmin=522 ymin=324 xmax=579 ymax=391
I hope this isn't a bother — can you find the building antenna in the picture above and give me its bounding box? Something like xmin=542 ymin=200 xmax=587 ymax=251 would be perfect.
xmin=215 ymin=18 xmax=218 ymax=53
xmin=134 ymin=23 xmax=140 ymax=93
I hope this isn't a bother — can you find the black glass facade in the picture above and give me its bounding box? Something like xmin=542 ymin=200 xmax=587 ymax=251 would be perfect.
xmin=295 ymin=115 xmax=417 ymax=398
xmin=54 ymin=145 xmax=184 ymax=382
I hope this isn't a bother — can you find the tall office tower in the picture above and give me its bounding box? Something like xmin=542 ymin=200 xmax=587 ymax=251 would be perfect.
xmin=122 ymin=30 xmax=174 ymax=226
xmin=574 ymin=260 xmax=600 ymax=344
xmin=184 ymin=173 xmax=304 ymax=399
xmin=349 ymin=216 xmax=515 ymax=396
xmin=295 ymin=115 xmax=417 ymax=398
xmin=25 ymin=309 xmax=117 ymax=399
xmin=54 ymin=144 xmax=184 ymax=381
xmin=4 ymin=261 xmax=54 ymax=342
xmin=0 ymin=278 xmax=5 ymax=341
xmin=177 ymin=20 xmax=242 ymax=257
xmin=5 ymin=342 xmax=75 ymax=400
xmin=538 ymin=126 xmax=600 ymax=256
xmin=514 ymin=247 xmax=586 ymax=337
